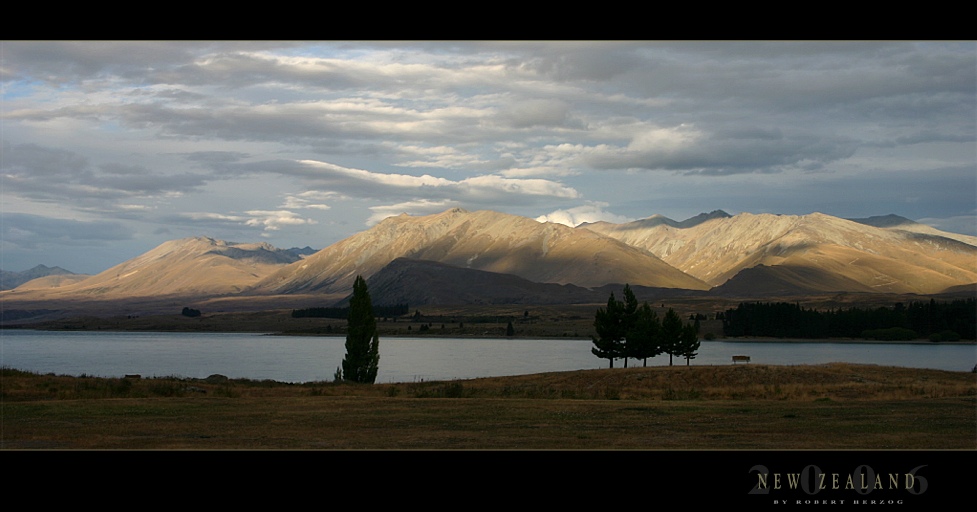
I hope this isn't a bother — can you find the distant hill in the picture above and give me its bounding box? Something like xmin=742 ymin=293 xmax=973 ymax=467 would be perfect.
xmin=0 ymin=265 xmax=79 ymax=291
xmin=2 ymin=237 xmax=303 ymax=300
xmin=284 ymin=246 xmax=317 ymax=259
xmin=580 ymin=210 xmax=731 ymax=231
xmin=847 ymin=214 xmax=918 ymax=229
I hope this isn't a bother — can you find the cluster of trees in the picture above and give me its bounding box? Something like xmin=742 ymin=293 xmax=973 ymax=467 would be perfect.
xmin=591 ymin=285 xmax=700 ymax=368
xmin=335 ymin=276 xmax=380 ymax=384
xmin=181 ymin=307 xmax=201 ymax=318
xmin=721 ymin=298 xmax=976 ymax=340
xmin=292 ymin=303 xmax=409 ymax=319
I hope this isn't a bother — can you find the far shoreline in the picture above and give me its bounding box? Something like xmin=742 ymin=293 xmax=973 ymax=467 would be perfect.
xmin=3 ymin=326 xmax=974 ymax=345
xmin=710 ymin=337 xmax=977 ymax=345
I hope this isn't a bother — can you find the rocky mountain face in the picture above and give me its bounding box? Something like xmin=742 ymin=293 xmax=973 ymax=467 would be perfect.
xmin=250 ymin=208 xmax=710 ymax=295
xmin=580 ymin=211 xmax=977 ymax=295
xmin=4 ymin=209 xmax=974 ymax=307
xmin=3 ymin=237 xmax=304 ymax=300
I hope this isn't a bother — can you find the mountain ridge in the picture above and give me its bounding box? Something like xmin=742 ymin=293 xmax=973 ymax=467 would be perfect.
xmin=3 ymin=209 xmax=974 ymax=308
xmin=2 ymin=237 xmax=304 ymax=300
xmin=580 ymin=211 xmax=977 ymax=294
xmin=249 ymin=208 xmax=710 ymax=295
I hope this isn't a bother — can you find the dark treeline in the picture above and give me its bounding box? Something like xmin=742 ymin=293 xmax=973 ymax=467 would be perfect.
xmin=292 ymin=303 xmax=409 ymax=319
xmin=721 ymin=298 xmax=976 ymax=341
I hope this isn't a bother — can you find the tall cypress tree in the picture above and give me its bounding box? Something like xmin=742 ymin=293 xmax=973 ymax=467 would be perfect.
xmin=339 ymin=275 xmax=379 ymax=383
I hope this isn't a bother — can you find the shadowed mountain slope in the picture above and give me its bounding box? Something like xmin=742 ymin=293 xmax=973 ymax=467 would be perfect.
xmin=345 ymin=258 xmax=606 ymax=306
xmin=336 ymin=258 xmax=708 ymax=307
xmin=709 ymin=264 xmax=876 ymax=296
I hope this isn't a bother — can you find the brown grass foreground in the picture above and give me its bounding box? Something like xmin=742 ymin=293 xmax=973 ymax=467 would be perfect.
xmin=2 ymin=363 xmax=975 ymax=450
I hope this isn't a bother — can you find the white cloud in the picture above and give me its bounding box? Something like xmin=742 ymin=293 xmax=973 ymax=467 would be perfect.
xmin=296 ymin=159 xmax=580 ymax=201
xmin=279 ymin=190 xmax=342 ymax=210
xmin=178 ymin=210 xmax=317 ymax=232
xmin=244 ymin=210 xmax=318 ymax=231
xmin=535 ymin=202 xmax=634 ymax=227
xmin=497 ymin=166 xmax=579 ymax=178
xmin=183 ymin=212 xmax=246 ymax=222
xmin=297 ymin=159 xmax=453 ymax=188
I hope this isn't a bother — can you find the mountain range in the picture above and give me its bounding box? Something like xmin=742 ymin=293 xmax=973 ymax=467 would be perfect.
xmin=2 ymin=209 xmax=974 ymax=313
xmin=582 ymin=210 xmax=977 ymax=295
xmin=0 ymin=264 xmax=83 ymax=291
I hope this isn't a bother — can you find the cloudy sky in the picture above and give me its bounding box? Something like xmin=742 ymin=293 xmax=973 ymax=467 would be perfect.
xmin=2 ymin=41 xmax=975 ymax=274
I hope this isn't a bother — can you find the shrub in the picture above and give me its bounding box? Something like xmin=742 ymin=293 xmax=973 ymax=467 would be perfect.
xmin=862 ymin=327 xmax=917 ymax=341
xmin=213 ymin=385 xmax=238 ymax=398
xmin=148 ymin=380 xmax=184 ymax=397
xmin=411 ymin=381 xmax=465 ymax=398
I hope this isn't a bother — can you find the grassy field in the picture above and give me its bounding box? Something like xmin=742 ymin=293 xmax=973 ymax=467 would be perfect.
xmin=2 ymin=363 xmax=974 ymax=450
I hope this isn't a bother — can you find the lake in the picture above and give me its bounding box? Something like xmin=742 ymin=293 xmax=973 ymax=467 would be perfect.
xmin=1 ymin=330 xmax=974 ymax=383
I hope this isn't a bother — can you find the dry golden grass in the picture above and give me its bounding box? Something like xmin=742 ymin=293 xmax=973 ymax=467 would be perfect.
xmin=2 ymin=363 xmax=974 ymax=449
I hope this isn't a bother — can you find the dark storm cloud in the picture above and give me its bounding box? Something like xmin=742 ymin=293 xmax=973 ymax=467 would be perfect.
xmin=2 ymin=141 xmax=89 ymax=175
xmin=1 ymin=41 xmax=973 ymax=270
xmin=508 ymin=41 xmax=647 ymax=81
xmin=582 ymin=127 xmax=860 ymax=174
xmin=499 ymin=99 xmax=573 ymax=129
xmin=618 ymin=164 xmax=977 ymax=230
xmin=2 ymin=212 xmax=133 ymax=249
xmin=0 ymin=41 xmax=198 ymax=83
xmin=1 ymin=142 xmax=211 ymax=205
xmin=0 ymin=41 xmax=303 ymax=84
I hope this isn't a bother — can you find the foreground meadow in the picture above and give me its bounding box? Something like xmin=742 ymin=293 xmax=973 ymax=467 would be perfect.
xmin=2 ymin=363 xmax=974 ymax=450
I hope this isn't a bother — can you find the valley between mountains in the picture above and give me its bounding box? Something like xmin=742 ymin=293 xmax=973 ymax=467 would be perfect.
xmin=2 ymin=208 xmax=975 ymax=323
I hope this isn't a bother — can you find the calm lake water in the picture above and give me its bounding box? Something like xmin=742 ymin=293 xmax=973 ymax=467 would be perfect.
xmin=1 ymin=329 xmax=975 ymax=383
